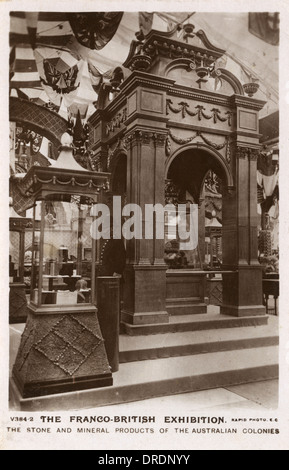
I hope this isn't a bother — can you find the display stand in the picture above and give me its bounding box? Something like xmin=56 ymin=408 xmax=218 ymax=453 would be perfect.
xmin=11 ymin=134 xmax=113 ymax=398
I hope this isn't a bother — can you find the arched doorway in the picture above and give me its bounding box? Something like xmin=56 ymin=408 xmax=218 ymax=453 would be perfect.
xmin=165 ymin=144 xmax=229 ymax=265
xmin=164 ymin=145 xmax=229 ymax=314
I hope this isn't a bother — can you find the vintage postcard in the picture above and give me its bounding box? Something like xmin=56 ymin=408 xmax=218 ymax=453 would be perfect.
xmin=0 ymin=0 xmax=289 ymax=452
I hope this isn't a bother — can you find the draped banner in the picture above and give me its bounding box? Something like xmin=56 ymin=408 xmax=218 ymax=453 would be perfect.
xmin=249 ymin=12 xmax=279 ymax=46
xmin=257 ymin=152 xmax=279 ymax=214
xmin=68 ymin=12 xmax=124 ymax=50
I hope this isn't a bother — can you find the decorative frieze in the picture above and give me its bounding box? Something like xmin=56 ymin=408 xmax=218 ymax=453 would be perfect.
xmin=166 ymin=99 xmax=233 ymax=126
xmin=124 ymin=129 xmax=167 ymax=147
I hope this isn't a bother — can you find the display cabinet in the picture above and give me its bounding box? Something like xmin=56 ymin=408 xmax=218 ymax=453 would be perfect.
xmin=12 ymin=133 xmax=113 ymax=398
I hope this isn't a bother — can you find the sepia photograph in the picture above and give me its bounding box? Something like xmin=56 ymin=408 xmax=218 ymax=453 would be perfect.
xmin=1 ymin=0 xmax=289 ymax=451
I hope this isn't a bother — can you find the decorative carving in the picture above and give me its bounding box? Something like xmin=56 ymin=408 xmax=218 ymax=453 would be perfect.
xmin=33 ymin=315 xmax=104 ymax=376
xmin=236 ymin=147 xmax=248 ymax=160
xmin=199 ymin=133 xmax=227 ymax=150
xmin=165 ymin=136 xmax=171 ymax=157
xmin=89 ymin=153 xmax=102 ymax=172
xmin=211 ymin=108 xmax=233 ymax=125
xmin=205 ymin=171 xmax=222 ymax=195
xmin=248 ymin=148 xmax=259 ymax=161
xmin=226 ymin=136 xmax=232 ymax=163
xmin=243 ymin=82 xmax=259 ymax=97
xmin=166 ymin=99 xmax=233 ymax=125
xmin=153 ymin=133 xmax=167 ymax=147
xmin=124 ymin=130 xmax=166 ymax=147
xmin=195 ymin=105 xmax=212 ymax=121
xmin=105 ymin=108 xmax=127 ymax=136
xmin=130 ymin=52 xmax=152 ymax=71
xmin=168 ymin=129 xmax=228 ymax=150
xmin=165 ymin=180 xmax=181 ymax=205
xmin=107 ymin=137 xmax=127 ymax=170
xmin=127 ymin=30 xmax=153 ymax=71
xmin=236 ymin=146 xmax=259 ymax=161
xmin=168 ymin=128 xmax=198 ymax=145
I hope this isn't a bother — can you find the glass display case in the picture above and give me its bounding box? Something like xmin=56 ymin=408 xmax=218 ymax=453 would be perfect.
xmin=9 ymin=198 xmax=32 ymax=284
xmin=30 ymin=195 xmax=95 ymax=309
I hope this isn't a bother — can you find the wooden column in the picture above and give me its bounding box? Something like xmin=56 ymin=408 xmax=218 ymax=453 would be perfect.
xmin=221 ymin=146 xmax=265 ymax=316
xmin=122 ymin=129 xmax=169 ymax=325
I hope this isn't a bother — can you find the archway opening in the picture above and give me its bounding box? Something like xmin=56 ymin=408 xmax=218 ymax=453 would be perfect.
xmin=165 ymin=147 xmax=227 ymax=272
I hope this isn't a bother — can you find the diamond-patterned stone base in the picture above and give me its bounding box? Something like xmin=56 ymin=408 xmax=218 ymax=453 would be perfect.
xmin=12 ymin=309 xmax=113 ymax=398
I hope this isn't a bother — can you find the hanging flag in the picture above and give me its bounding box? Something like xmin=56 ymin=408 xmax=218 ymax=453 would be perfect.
xmin=248 ymin=12 xmax=279 ymax=46
xmin=10 ymin=12 xmax=29 ymax=46
xmin=68 ymin=12 xmax=124 ymax=50
xmin=9 ymin=46 xmax=16 ymax=80
xmin=25 ymin=12 xmax=39 ymax=49
xmin=139 ymin=12 xmax=154 ymax=35
xmin=10 ymin=45 xmax=42 ymax=89
xmin=10 ymin=12 xmax=42 ymax=89
xmin=34 ymin=48 xmax=82 ymax=101
xmin=87 ymin=61 xmax=114 ymax=93
xmin=36 ymin=12 xmax=73 ymax=47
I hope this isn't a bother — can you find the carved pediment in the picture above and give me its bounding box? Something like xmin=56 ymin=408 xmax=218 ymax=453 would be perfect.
xmin=123 ymin=23 xmax=225 ymax=71
xmin=122 ymin=24 xmax=243 ymax=95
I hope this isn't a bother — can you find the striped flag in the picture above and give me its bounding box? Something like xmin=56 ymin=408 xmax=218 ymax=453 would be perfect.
xmin=10 ymin=12 xmax=42 ymax=90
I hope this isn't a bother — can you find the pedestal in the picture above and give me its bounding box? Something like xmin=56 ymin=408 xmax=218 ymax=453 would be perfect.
xmin=12 ymin=306 xmax=112 ymax=398
xmin=221 ymin=267 xmax=266 ymax=317
xmin=121 ymin=265 xmax=169 ymax=325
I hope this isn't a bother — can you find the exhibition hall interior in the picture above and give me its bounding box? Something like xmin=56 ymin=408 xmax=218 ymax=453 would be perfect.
xmin=8 ymin=11 xmax=280 ymax=411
